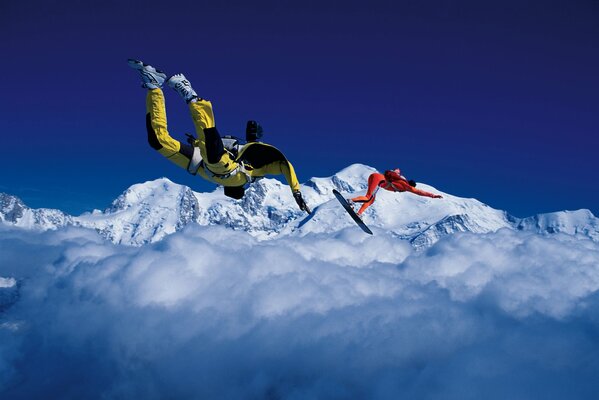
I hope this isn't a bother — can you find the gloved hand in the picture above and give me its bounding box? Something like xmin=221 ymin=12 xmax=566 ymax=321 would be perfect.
xmin=433 ymin=194 xmax=443 ymax=199
xmin=185 ymin=133 xmax=196 ymax=145
xmin=293 ymin=191 xmax=311 ymax=214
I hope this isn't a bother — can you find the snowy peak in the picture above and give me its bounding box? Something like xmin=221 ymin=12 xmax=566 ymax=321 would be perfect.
xmin=302 ymin=163 xmax=375 ymax=202
xmin=105 ymin=178 xmax=195 ymax=212
xmin=0 ymin=193 xmax=26 ymax=223
xmin=1 ymin=165 xmax=598 ymax=247
xmin=292 ymin=163 xmax=511 ymax=241
xmin=515 ymin=209 xmax=599 ymax=240
xmin=294 ymin=178 xmax=512 ymax=244
xmin=0 ymin=193 xmax=71 ymax=229
xmin=78 ymin=178 xmax=200 ymax=245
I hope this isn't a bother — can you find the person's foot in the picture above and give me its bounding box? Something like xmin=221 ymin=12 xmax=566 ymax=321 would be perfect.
xmin=346 ymin=198 xmax=356 ymax=208
xmin=128 ymin=59 xmax=167 ymax=89
xmin=167 ymin=74 xmax=198 ymax=103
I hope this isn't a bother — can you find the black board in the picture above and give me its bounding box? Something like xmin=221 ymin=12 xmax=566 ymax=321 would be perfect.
xmin=332 ymin=189 xmax=373 ymax=235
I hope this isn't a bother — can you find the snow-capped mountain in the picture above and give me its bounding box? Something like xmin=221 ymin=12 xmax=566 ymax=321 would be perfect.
xmin=75 ymin=179 xmax=200 ymax=245
xmin=0 ymin=193 xmax=72 ymax=229
xmin=514 ymin=209 xmax=599 ymax=241
xmin=292 ymin=164 xmax=512 ymax=245
xmin=1 ymin=164 xmax=597 ymax=247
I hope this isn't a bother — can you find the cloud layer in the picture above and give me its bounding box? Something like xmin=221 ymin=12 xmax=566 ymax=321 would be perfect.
xmin=1 ymin=225 xmax=599 ymax=399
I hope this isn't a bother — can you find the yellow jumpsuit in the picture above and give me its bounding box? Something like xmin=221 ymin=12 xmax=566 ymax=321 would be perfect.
xmin=145 ymin=88 xmax=300 ymax=194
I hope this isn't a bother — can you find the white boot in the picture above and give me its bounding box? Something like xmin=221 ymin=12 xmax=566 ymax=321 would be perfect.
xmin=128 ymin=59 xmax=167 ymax=89
xmin=167 ymin=74 xmax=198 ymax=103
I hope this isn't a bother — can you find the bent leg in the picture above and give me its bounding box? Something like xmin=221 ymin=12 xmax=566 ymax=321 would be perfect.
xmin=355 ymin=197 xmax=376 ymax=215
xmin=188 ymin=99 xmax=216 ymax=132
xmin=352 ymin=191 xmax=376 ymax=215
xmin=351 ymin=173 xmax=385 ymax=215
xmin=146 ymin=89 xmax=191 ymax=169
xmin=188 ymin=99 xmax=237 ymax=175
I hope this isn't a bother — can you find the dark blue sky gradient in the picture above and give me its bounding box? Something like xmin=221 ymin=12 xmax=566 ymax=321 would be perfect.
xmin=1 ymin=0 xmax=598 ymax=217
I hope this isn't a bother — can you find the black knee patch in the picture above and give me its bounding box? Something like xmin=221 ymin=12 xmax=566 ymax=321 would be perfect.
xmin=203 ymin=127 xmax=225 ymax=164
xmin=146 ymin=113 xmax=163 ymax=150
xmin=224 ymin=186 xmax=245 ymax=199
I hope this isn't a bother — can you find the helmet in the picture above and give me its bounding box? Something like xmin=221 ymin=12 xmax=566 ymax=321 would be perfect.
xmin=246 ymin=120 xmax=264 ymax=142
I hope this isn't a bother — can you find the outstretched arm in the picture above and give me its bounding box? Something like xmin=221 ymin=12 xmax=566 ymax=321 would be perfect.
xmin=406 ymin=185 xmax=442 ymax=199
xmin=263 ymin=160 xmax=310 ymax=213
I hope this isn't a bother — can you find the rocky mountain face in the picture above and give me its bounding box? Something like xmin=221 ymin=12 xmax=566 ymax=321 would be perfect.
xmin=0 ymin=193 xmax=72 ymax=229
xmin=1 ymin=164 xmax=597 ymax=248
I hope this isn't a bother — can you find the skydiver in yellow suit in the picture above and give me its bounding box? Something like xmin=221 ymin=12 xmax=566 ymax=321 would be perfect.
xmin=128 ymin=59 xmax=311 ymax=213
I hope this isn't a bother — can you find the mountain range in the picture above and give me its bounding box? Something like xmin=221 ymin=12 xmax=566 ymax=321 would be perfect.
xmin=1 ymin=164 xmax=597 ymax=248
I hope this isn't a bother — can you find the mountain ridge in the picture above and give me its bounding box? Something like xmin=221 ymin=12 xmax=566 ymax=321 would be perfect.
xmin=1 ymin=164 xmax=597 ymax=247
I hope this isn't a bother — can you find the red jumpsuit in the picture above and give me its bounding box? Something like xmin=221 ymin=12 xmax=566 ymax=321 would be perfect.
xmin=351 ymin=170 xmax=441 ymax=215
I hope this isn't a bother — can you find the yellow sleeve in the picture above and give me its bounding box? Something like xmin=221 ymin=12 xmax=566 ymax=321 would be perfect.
xmin=251 ymin=160 xmax=300 ymax=192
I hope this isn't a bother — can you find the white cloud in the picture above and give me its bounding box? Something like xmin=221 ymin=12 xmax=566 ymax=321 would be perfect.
xmin=401 ymin=229 xmax=599 ymax=318
xmin=1 ymin=225 xmax=599 ymax=399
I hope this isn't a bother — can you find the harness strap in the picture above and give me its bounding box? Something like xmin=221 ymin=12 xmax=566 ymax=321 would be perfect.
xmin=201 ymin=157 xmax=253 ymax=183
xmin=187 ymin=145 xmax=253 ymax=185
xmin=201 ymin=161 xmax=241 ymax=179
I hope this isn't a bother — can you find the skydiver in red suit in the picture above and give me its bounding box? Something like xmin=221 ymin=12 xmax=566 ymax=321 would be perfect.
xmin=350 ymin=169 xmax=443 ymax=216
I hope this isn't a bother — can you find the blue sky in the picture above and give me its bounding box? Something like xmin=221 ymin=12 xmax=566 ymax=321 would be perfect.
xmin=1 ymin=0 xmax=598 ymax=217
